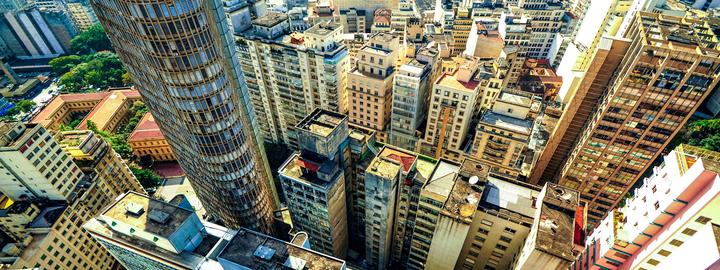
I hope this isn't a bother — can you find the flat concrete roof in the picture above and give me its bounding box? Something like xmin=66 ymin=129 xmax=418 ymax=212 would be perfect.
xmin=101 ymin=192 xmax=193 ymax=238
xmin=218 ymin=228 xmax=345 ymax=269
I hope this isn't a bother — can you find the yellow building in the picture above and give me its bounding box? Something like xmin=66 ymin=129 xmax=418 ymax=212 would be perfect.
xmin=452 ymin=8 xmax=472 ymax=55
xmin=127 ymin=113 xmax=175 ymax=161
xmin=56 ymin=130 xmax=146 ymax=196
xmin=31 ymin=88 xmax=142 ymax=134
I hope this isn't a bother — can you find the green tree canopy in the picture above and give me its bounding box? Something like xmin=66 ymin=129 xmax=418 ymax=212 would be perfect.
xmin=56 ymin=52 xmax=127 ymax=92
xmin=5 ymin=100 xmax=36 ymax=116
xmin=49 ymin=55 xmax=82 ymax=74
xmin=70 ymin=25 xmax=113 ymax=55
xmin=130 ymin=166 xmax=162 ymax=188
xmin=684 ymin=118 xmax=720 ymax=152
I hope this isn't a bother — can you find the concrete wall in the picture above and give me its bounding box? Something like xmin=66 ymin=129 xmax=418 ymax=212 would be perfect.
xmin=425 ymin=215 xmax=470 ymax=270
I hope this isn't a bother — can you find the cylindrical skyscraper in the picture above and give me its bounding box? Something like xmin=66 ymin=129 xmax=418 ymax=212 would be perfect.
xmin=88 ymin=0 xmax=276 ymax=232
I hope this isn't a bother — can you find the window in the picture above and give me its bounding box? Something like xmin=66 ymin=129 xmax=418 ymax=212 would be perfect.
xmin=682 ymin=228 xmax=697 ymax=236
xmin=658 ymin=249 xmax=671 ymax=256
xmin=495 ymin=244 xmax=507 ymax=251
xmin=499 ymin=236 xmax=512 ymax=243
xmin=647 ymin=259 xmax=660 ymax=266
xmin=507 ymin=108 xmax=513 ymax=113
xmin=503 ymin=227 xmax=516 ymax=235
xmin=481 ymin=219 xmax=493 ymax=227
xmin=696 ymin=216 xmax=712 ymax=224
xmin=478 ymin=228 xmax=489 ymax=235
xmin=491 ymin=251 xmax=503 ymax=258
xmin=669 ymin=239 xmax=684 ymax=246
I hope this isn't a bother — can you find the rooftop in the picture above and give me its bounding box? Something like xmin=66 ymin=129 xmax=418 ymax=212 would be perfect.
xmin=280 ymin=152 xmax=339 ymax=187
xmin=497 ymin=91 xmax=532 ymax=107
xmin=480 ymin=177 xmax=540 ymax=219
xmin=442 ymin=162 xmax=482 ymax=223
xmin=218 ymin=228 xmax=345 ymax=270
xmin=129 ymin=113 xmax=165 ymax=141
xmin=0 ymin=122 xmax=38 ymax=149
xmin=295 ymin=109 xmax=346 ymax=138
xmin=436 ymin=70 xmax=480 ymax=92
xmin=305 ymin=21 xmax=343 ymax=36
xmin=534 ymin=184 xmax=580 ymax=261
xmin=101 ymin=192 xmax=193 ymax=238
xmin=378 ymin=146 xmax=417 ymax=173
xmin=480 ymin=111 xmax=534 ymax=134
xmin=76 ymin=90 xmax=142 ymax=131
xmin=638 ymin=12 xmax=719 ymax=52
xmin=367 ymin=153 xmax=402 ymax=181
xmin=31 ymin=91 xmax=110 ymax=128
xmin=423 ymin=160 xmax=459 ymax=199
xmin=253 ymin=12 xmax=288 ymax=28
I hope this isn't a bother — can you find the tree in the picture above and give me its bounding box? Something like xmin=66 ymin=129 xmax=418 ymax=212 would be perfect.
xmin=70 ymin=25 xmax=113 ymax=55
xmin=85 ymin=70 xmax=105 ymax=87
xmin=49 ymin=55 xmax=82 ymax=74
xmin=683 ymin=118 xmax=720 ymax=152
xmin=122 ymin=72 xmax=133 ymax=85
xmin=130 ymin=166 xmax=162 ymax=188
xmin=58 ymin=124 xmax=73 ymax=131
xmin=5 ymin=100 xmax=36 ymax=116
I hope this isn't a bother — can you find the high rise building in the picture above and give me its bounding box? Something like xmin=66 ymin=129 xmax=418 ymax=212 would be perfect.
xmin=90 ymin=0 xmax=277 ymax=231
xmin=529 ymin=36 xmax=631 ymax=186
xmin=569 ymin=147 xmax=720 ymax=270
xmin=511 ymin=0 xmax=568 ymax=59
xmin=553 ymin=12 xmax=720 ymax=226
xmin=388 ymin=48 xmax=442 ymax=151
xmin=452 ymin=8 xmax=472 ymax=55
xmin=236 ymin=15 xmax=349 ymax=148
xmin=0 ymin=8 xmax=76 ymax=57
xmin=347 ymin=32 xmax=399 ymax=143
xmin=364 ymin=147 xmax=404 ymax=270
xmin=498 ymin=12 xmax=531 ymax=88
xmin=1 ymin=127 xmax=146 ymax=270
xmin=0 ymin=121 xmax=82 ymax=201
xmin=418 ymin=56 xmax=483 ymax=162
xmin=406 ymin=159 xmax=470 ymax=270
xmin=56 ymin=130 xmax=146 ymax=199
xmin=511 ymin=183 xmax=585 ymax=270
xmin=470 ymin=91 xmax=536 ymax=179
xmin=278 ymin=109 xmax=349 ymax=258
xmin=67 ymin=1 xmax=99 ymax=32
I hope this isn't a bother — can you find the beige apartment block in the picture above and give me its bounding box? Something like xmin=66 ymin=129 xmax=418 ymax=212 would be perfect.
xmin=454 ymin=175 xmax=540 ymax=270
xmin=498 ymin=12 xmax=531 ymax=88
xmin=471 ymin=91 xmax=535 ymax=179
xmin=347 ymin=32 xmax=400 ymax=143
xmin=56 ymin=130 xmax=146 ymax=198
xmin=419 ymin=57 xmax=482 ymax=163
xmin=364 ymin=147 xmax=404 ymax=270
xmin=278 ymin=109 xmax=350 ymax=258
xmin=555 ymin=12 xmax=720 ymax=226
xmin=236 ymin=15 xmax=350 ymax=148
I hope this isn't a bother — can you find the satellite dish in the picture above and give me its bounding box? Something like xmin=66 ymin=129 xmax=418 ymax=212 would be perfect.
xmin=561 ymin=192 xmax=572 ymax=200
xmin=469 ymin=176 xmax=479 ymax=185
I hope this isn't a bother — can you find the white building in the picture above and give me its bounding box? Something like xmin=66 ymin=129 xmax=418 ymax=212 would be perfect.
xmin=0 ymin=121 xmax=82 ymax=201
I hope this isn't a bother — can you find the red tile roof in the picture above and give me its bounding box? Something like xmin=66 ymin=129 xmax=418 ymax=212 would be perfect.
xmin=128 ymin=113 xmax=166 ymax=140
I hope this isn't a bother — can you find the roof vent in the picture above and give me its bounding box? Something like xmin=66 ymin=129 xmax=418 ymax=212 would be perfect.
xmin=254 ymin=245 xmax=276 ymax=260
xmin=148 ymin=210 xmax=170 ymax=224
xmin=124 ymin=202 xmax=144 ymax=216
